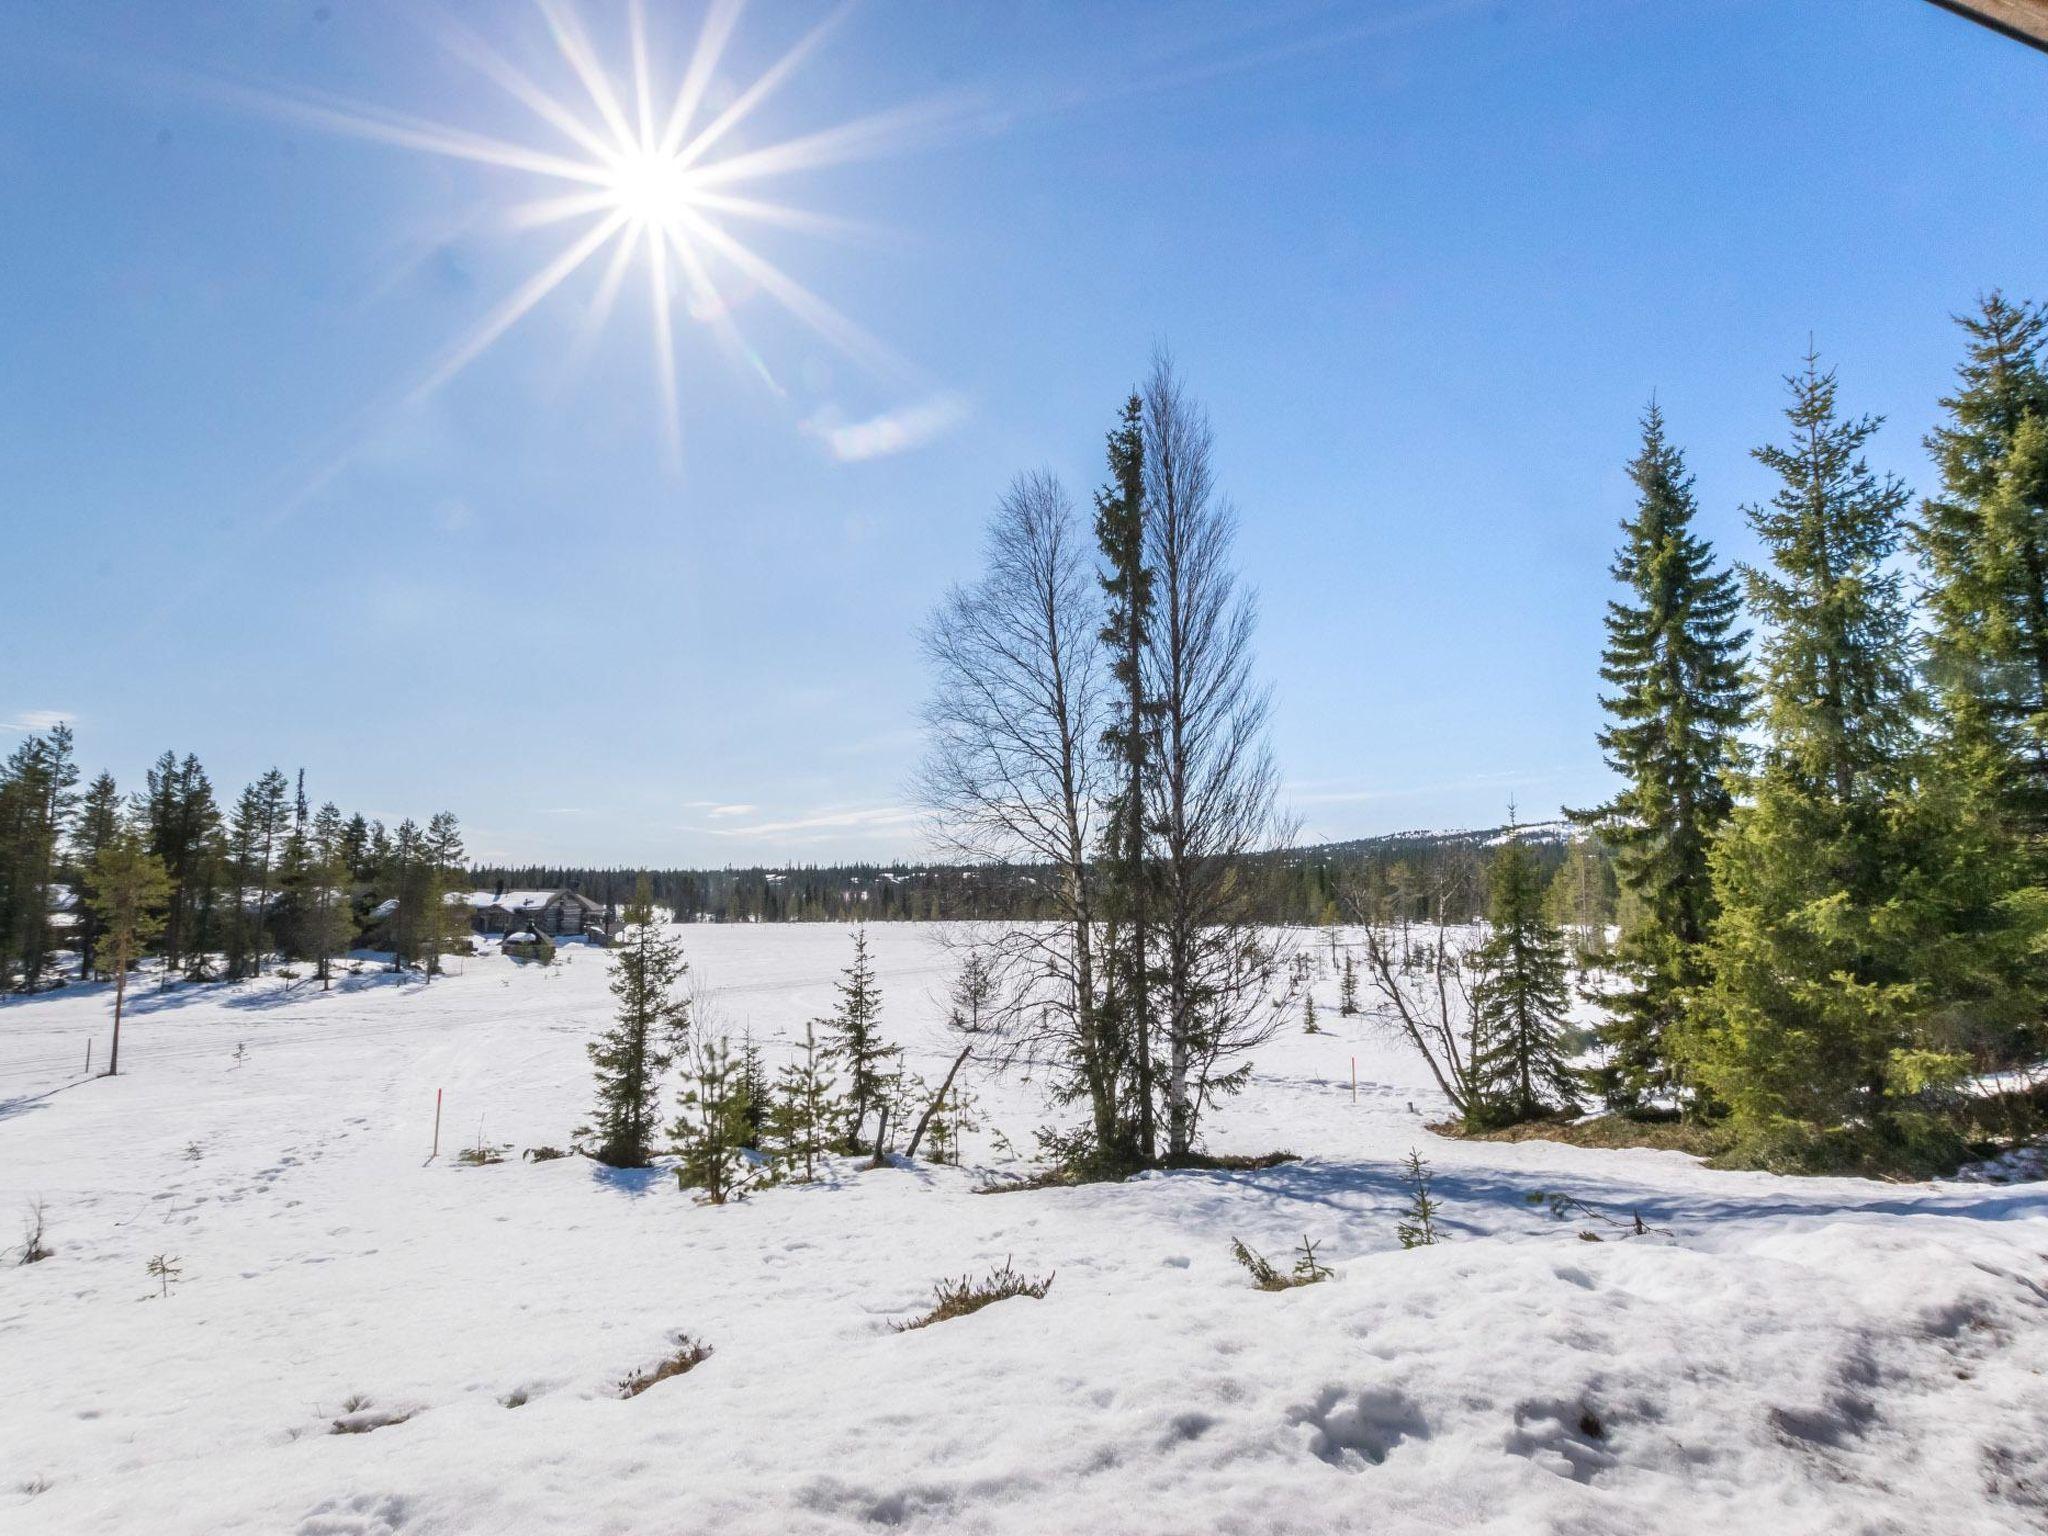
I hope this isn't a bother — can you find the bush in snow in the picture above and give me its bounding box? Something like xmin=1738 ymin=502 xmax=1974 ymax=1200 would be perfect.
xmin=1230 ymin=1234 xmax=1332 ymax=1291
xmin=618 ymin=1334 xmax=712 ymax=1398
xmin=17 ymin=1199 xmax=51 ymax=1265
xmin=146 ymin=1253 xmax=182 ymax=1297
xmin=893 ymin=1259 xmax=1054 ymax=1331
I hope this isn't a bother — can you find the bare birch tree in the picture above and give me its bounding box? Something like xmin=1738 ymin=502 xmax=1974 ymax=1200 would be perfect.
xmin=917 ymin=473 xmax=1125 ymax=1154
xmin=1141 ymin=356 xmax=1291 ymax=1155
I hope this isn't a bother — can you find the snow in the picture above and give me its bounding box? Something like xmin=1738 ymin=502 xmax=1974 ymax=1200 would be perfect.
xmin=2 ymin=925 xmax=2044 ymax=1534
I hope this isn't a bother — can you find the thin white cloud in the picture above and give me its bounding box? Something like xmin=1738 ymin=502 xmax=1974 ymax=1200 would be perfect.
xmin=804 ymin=393 xmax=967 ymax=462
xmin=3 ymin=710 xmax=75 ymax=733
xmin=685 ymin=803 xmax=920 ymax=840
xmin=707 ymin=803 xmax=757 ymax=818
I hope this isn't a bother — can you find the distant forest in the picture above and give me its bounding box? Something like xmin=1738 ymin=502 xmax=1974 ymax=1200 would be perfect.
xmin=469 ymin=823 xmax=1577 ymax=928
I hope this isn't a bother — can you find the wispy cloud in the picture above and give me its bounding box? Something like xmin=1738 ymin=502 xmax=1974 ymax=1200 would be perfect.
xmin=707 ymin=803 xmax=757 ymax=818
xmin=683 ymin=803 xmax=920 ymax=841
xmin=803 ymin=393 xmax=967 ymax=462
xmin=3 ymin=710 xmax=75 ymax=733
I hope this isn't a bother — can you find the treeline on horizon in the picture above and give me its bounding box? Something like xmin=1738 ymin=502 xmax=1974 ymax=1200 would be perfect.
xmin=467 ymin=827 xmax=1575 ymax=929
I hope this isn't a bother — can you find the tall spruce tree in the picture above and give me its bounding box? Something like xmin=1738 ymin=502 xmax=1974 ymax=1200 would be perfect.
xmin=1468 ymin=829 xmax=1578 ymax=1125
xmin=1094 ymin=391 xmax=1157 ymax=1162
xmin=1692 ymin=354 xmax=1932 ymax=1142
xmin=587 ymin=884 xmax=687 ymax=1167
xmin=1908 ymin=294 xmax=2048 ymax=1078
xmin=88 ymin=828 xmax=171 ymax=1076
xmin=1916 ymin=293 xmax=2048 ymax=821
xmin=1575 ymin=406 xmax=1749 ymax=1108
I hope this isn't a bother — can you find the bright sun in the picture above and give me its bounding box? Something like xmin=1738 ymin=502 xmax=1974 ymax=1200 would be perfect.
xmin=242 ymin=0 xmax=941 ymax=460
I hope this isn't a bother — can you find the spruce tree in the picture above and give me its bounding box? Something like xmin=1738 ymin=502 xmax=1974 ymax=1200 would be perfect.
xmin=1906 ymin=296 xmax=2048 ymax=1081
xmin=674 ymin=1034 xmax=751 ymax=1202
xmin=1692 ymin=354 xmax=1932 ymax=1141
xmin=818 ymin=926 xmax=897 ymax=1153
xmin=1339 ymin=953 xmax=1359 ymax=1017
xmin=772 ymin=1021 xmax=836 ymax=1182
xmin=587 ymin=884 xmax=687 ymax=1167
xmin=736 ymin=1029 xmax=771 ymax=1146
xmin=1468 ymin=830 xmax=1577 ymax=1125
xmin=418 ymin=812 xmax=467 ymax=978
xmin=1916 ymin=292 xmax=2048 ymax=820
xmin=1575 ymin=405 xmax=1749 ymax=1108
xmin=1094 ymin=391 xmax=1158 ymax=1162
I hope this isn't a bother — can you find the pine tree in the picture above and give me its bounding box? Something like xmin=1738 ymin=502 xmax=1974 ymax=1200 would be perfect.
xmin=1574 ymin=405 xmax=1749 ymax=1108
xmin=70 ymin=771 xmax=122 ymax=980
xmin=1468 ymin=828 xmax=1578 ymax=1125
xmin=587 ymin=884 xmax=687 ymax=1167
xmin=1692 ymin=354 xmax=1934 ymax=1142
xmin=0 ymin=723 xmax=79 ymax=990
xmin=674 ymin=1034 xmax=752 ymax=1202
xmin=302 ymin=803 xmax=356 ymax=988
xmin=418 ymin=812 xmax=468 ymax=978
xmin=1339 ymin=953 xmax=1360 ymax=1017
xmin=1094 ymin=390 xmax=1158 ymax=1163
xmin=1301 ymin=992 xmax=1319 ymax=1034
xmin=87 ymin=828 xmax=171 ymax=1076
xmin=772 ymin=1021 xmax=837 ymax=1183
xmin=225 ymin=769 xmax=289 ymax=979
xmin=818 ymin=926 xmax=897 ymax=1153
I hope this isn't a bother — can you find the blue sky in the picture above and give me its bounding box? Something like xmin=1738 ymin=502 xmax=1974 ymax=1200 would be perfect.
xmin=3 ymin=1 xmax=2043 ymax=865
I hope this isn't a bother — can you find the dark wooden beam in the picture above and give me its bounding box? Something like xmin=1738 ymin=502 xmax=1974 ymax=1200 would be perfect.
xmin=1925 ymin=0 xmax=2048 ymax=53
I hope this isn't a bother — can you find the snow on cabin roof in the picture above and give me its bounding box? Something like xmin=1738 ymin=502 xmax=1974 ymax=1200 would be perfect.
xmin=464 ymin=888 xmax=587 ymax=912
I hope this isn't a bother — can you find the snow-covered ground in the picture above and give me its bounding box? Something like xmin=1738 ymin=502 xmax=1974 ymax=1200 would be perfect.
xmin=2 ymin=925 xmax=2043 ymax=1535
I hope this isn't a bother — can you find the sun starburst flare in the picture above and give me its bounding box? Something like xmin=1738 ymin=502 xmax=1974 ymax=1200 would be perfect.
xmin=225 ymin=0 xmax=958 ymax=464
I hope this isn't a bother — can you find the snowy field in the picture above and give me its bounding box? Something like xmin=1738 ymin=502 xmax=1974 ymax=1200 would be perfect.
xmin=2 ymin=924 xmax=2044 ymax=1535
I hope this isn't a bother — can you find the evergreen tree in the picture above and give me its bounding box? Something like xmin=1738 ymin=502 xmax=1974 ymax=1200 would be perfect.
xmin=1339 ymin=953 xmax=1359 ymax=1017
xmin=224 ymin=768 xmax=289 ymax=979
xmin=1692 ymin=354 xmax=1934 ymax=1140
xmin=418 ymin=811 xmax=468 ymax=978
xmin=1916 ymin=292 xmax=2048 ymax=825
xmin=0 ymin=723 xmax=79 ymax=990
xmin=587 ymin=884 xmax=687 ymax=1167
xmin=70 ymin=771 xmax=122 ymax=980
xmin=1575 ymin=406 xmax=1749 ymax=1108
xmin=674 ymin=1034 xmax=752 ymax=1202
xmin=302 ymin=803 xmax=357 ymax=988
xmin=772 ymin=1021 xmax=837 ymax=1183
xmin=818 ymin=926 xmax=897 ymax=1153
xmin=1093 ymin=390 xmax=1158 ymax=1162
xmin=736 ymin=1029 xmax=771 ymax=1145
xmin=1908 ymin=295 xmax=2048 ymax=1081
xmin=87 ymin=828 xmax=171 ymax=1076
xmin=1468 ymin=829 xmax=1578 ymax=1125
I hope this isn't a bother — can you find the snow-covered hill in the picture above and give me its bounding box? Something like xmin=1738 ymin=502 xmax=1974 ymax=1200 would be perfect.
xmin=2 ymin=926 xmax=2042 ymax=1534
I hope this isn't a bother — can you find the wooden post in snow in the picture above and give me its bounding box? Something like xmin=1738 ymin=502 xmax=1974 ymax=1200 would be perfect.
xmin=1351 ymin=1057 xmax=1357 ymax=1105
xmin=431 ymin=1088 xmax=442 ymax=1160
